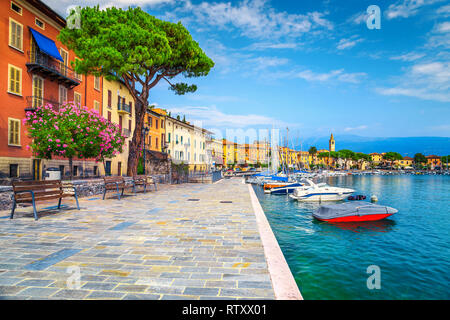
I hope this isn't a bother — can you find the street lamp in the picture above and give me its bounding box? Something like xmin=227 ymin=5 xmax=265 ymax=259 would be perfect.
xmin=142 ymin=126 xmax=150 ymax=175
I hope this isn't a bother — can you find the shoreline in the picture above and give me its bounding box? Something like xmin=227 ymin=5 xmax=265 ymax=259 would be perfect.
xmin=247 ymin=182 xmax=303 ymax=300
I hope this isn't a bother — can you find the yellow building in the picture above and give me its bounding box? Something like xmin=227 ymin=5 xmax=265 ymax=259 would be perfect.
xmin=279 ymin=147 xmax=297 ymax=167
xmin=396 ymin=156 xmax=414 ymax=168
xmin=101 ymin=78 xmax=135 ymax=176
xmin=223 ymin=140 xmax=236 ymax=166
xmin=369 ymin=153 xmax=383 ymax=164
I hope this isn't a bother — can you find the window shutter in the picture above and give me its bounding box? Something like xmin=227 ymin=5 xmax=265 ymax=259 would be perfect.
xmin=108 ymin=90 xmax=111 ymax=107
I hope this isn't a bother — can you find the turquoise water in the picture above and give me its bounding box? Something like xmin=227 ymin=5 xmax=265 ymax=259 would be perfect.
xmin=254 ymin=175 xmax=450 ymax=300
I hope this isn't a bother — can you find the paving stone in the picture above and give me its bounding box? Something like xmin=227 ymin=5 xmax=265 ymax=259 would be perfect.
xmin=113 ymin=285 xmax=148 ymax=293
xmin=16 ymin=279 xmax=54 ymax=287
xmin=86 ymin=291 xmax=126 ymax=299
xmin=81 ymin=282 xmax=118 ymax=291
xmin=183 ymin=287 xmax=219 ymax=296
xmin=51 ymin=289 xmax=91 ymax=299
xmin=0 ymin=179 xmax=276 ymax=300
xmin=18 ymin=287 xmax=59 ymax=297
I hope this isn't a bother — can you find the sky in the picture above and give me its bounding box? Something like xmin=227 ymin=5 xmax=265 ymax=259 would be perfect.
xmin=43 ymin=0 xmax=450 ymax=140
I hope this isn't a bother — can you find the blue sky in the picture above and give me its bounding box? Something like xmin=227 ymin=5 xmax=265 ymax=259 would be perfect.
xmin=45 ymin=0 xmax=450 ymax=139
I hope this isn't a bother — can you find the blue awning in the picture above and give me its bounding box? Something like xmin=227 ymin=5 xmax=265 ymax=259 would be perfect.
xmin=29 ymin=28 xmax=64 ymax=62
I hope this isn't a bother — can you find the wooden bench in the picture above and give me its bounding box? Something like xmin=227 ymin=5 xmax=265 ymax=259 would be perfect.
xmin=103 ymin=176 xmax=134 ymax=200
xmin=11 ymin=180 xmax=80 ymax=221
xmin=132 ymin=175 xmax=157 ymax=194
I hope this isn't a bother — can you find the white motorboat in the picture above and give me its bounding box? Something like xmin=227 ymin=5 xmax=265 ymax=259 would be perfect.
xmin=289 ymin=179 xmax=355 ymax=202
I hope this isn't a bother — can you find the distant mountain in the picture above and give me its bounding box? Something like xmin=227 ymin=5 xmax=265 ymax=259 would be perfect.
xmin=294 ymin=135 xmax=450 ymax=157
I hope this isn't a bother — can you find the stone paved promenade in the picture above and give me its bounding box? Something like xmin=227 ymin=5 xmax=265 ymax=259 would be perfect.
xmin=0 ymin=178 xmax=275 ymax=300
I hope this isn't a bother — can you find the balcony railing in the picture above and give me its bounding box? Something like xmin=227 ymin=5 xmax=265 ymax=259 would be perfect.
xmin=118 ymin=102 xmax=131 ymax=114
xmin=25 ymin=96 xmax=61 ymax=112
xmin=26 ymin=51 xmax=80 ymax=88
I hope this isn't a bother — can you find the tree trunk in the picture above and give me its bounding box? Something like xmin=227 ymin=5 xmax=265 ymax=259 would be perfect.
xmin=127 ymin=102 xmax=147 ymax=177
xmin=69 ymin=157 xmax=73 ymax=181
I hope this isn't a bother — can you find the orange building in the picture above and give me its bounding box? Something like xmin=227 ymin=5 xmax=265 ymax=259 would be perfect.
xmin=144 ymin=109 xmax=164 ymax=153
xmin=426 ymin=155 xmax=441 ymax=169
xmin=1 ymin=0 xmax=102 ymax=180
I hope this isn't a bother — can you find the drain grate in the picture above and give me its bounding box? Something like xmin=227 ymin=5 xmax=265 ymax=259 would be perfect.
xmin=220 ymin=201 xmax=233 ymax=203
xmin=187 ymin=199 xmax=200 ymax=201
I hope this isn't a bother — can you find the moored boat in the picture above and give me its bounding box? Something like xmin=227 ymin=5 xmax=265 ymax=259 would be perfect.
xmin=313 ymin=202 xmax=398 ymax=222
xmin=269 ymin=182 xmax=305 ymax=194
xmin=289 ymin=179 xmax=354 ymax=202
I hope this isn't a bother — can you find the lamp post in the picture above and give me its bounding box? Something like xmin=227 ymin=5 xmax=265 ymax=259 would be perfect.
xmin=142 ymin=126 xmax=149 ymax=175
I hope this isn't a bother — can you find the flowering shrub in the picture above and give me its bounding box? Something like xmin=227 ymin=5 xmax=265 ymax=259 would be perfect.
xmin=24 ymin=102 xmax=126 ymax=168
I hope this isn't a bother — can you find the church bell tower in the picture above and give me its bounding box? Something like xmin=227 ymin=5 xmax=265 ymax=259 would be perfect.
xmin=329 ymin=133 xmax=335 ymax=152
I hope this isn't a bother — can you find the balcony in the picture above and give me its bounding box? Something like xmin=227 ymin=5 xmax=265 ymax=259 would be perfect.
xmin=118 ymin=102 xmax=131 ymax=114
xmin=25 ymin=96 xmax=61 ymax=112
xmin=26 ymin=51 xmax=80 ymax=89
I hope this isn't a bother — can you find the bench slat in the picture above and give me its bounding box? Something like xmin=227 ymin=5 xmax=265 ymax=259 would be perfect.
xmin=15 ymin=190 xmax=62 ymax=199
xmin=16 ymin=194 xmax=67 ymax=203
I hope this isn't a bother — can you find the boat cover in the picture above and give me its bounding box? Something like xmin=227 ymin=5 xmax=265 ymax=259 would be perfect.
xmin=314 ymin=202 xmax=398 ymax=219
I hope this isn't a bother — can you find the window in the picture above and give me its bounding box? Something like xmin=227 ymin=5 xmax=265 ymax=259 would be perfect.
xmin=155 ymin=119 xmax=159 ymax=129
xmin=32 ymin=76 xmax=43 ymax=108
xmin=94 ymin=100 xmax=100 ymax=111
xmin=107 ymin=90 xmax=112 ymax=108
xmin=93 ymin=166 xmax=98 ymax=176
xmin=156 ymin=137 xmax=159 ymax=149
xmin=35 ymin=18 xmax=44 ymax=29
xmin=11 ymin=2 xmax=22 ymax=15
xmin=161 ymin=120 xmax=164 ymax=129
xmin=74 ymin=92 xmax=81 ymax=105
xmin=148 ymin=117 xmax=152 ymax=127
xmin=10 ymin=164 xmax=19 ymax=178
xmin=59 ymin=85 xmax=68 ymax=105
xmin=94 ymin=76 xmax=100 ymax=90
xmin=8 ymin=118 xmax=20 ymax=146
xmin=8 ymin=64 xmax=22 ymax=95
xmin=168 ymin=133 xmax=171 ymax=143
xmin=148 ymin=136 xmax=152 ymax=146
xmin=60 ymin=48 xmax=68 ymax=76
xmin=59 ymin=165 xmax=65 ymax=178
xmin=128 ymin=119 xmax=131 ymax=131
xmin=9 ymin=18 xmax=23 ymax=51
xmin=74 ymin=58 xmax=82 ymax=81
xmin=129 ymin=101 xmax=132 ymax=116
xmin=73 ymin=166 xmax=78 ymax=176
xmin=107 ymin=111 xmax=111 ymax=122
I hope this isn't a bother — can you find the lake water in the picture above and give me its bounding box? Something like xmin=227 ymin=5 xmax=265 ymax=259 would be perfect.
xmin=254 ymin=175 xmax=450 ymax=300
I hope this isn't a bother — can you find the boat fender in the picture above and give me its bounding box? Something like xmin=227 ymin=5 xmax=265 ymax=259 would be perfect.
xmin=371 ymin=195 xmax=378 ymax=203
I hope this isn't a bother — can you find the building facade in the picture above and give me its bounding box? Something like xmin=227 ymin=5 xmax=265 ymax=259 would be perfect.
xmin=1 ymin=0 xmax=103 ymax=181
xmin=101 ymin=78 xmax=134 ymax=176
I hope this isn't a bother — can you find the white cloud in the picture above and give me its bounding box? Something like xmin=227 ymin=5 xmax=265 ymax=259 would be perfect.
xmin=344 ymin=125 xmax=368 ymax=132
xmin=42 ymin=0 xmax=173 ymax=16
xmin=377 ymin=61 xmax=450 ymax=102
xmin=390 ymin=52 xmax=426 ymax=61
xmin=337 ymin=37 xmax=364 ymax=50
xmin=179 ymin=0 xmax=333 ymax=40
xmin=167 ymin=105 xmax=285 ymax=128
xmin=295 ymin=69 xmax=367 ymax=84
xmin=437 ymin=4 xmax=450 ymax=17
xmin=247 ymin=42 xmax=300 ymax=50
xmin=347 ymin=11 xmax=368 ymax=25
xmin=385 ymin=0 xmax=443 ymax=20
xmin=435 ymin=21 xmax=450 ymax=33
